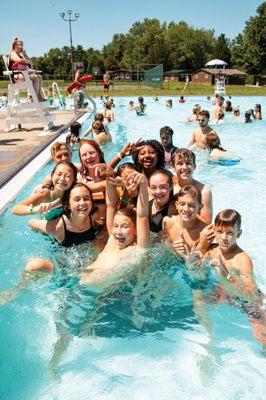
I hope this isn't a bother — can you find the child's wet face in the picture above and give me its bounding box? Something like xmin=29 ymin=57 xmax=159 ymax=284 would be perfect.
xmin=80 ymin=144 xmax=100 ymax=167
xmin=52 ymin=165 xmax=75 ymax=192
xmin=177 ymin=194 xmax=199 ymax=222
xmin=69 ymin=186 xmax=92 ymax=217
xmin=174 ymin=156 xmax=195 ymax=181
xmin=214 ymin=225 xmax=241 ymax=252
xmin=113 ymin=215 xmax=136 ymax=249
xmin=149 ymin=173 xmax=171 ymax=207
xmin=138 ymin=145 xmax=157 ymax=171
xmin=53 ymin=147 xmax=72 ymax=163
xmin=160 ymin=133 xmax=172 ymax=148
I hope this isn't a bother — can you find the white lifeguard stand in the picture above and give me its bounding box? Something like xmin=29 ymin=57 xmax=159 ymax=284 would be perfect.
xmin=2 ymin=56 xmax=55 ymax=132
xmin=205 ymin=59 xmax=227 ymax=97
xmin=215 ymin=75 xmax=226 ymax=96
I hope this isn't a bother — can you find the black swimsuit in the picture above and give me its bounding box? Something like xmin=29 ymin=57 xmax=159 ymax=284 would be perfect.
xmin=148 ymin=199 xmax=169 ymax=233
xmin=60 ymin=215 xmax=97 ymax=247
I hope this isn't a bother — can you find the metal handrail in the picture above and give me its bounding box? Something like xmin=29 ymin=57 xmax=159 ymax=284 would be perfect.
xmin=52 ymin=81 xmax=63 ymax=107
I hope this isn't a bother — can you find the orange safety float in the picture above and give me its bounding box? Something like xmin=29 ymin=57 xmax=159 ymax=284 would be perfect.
xmin=67 ymin=75 xmax=93 ymax=93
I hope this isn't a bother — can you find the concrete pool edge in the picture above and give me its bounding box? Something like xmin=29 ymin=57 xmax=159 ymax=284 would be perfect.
xmin=0 ymin=110 xmax=91 ymax=216
xmin=0 ymin=111 xmax=87 ymax=189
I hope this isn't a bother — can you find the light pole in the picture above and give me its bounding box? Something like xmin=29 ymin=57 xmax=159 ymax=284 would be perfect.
xmin=59 ymin=10 xmax=80 ymax=74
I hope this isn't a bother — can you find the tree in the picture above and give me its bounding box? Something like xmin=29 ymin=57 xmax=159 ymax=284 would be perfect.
xmin=230 ymin=34 xmax=245 ymax=69
xmin=231 ymin=2 xmax=266 ymax=74
xmin=167 ymin=21 xmax=215 ymax=71
xmin=212 ymin=34 xmax=231 ymax=66
xmin=103 ymin=34 xmax=127 ymax=70
xmin=121 ymin=19 xmax=170 ymax=69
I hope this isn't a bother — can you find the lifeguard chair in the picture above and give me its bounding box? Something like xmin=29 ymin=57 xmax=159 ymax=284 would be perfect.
xmin=215 ymin=74 xmax=226 ymax=96
xmin=2 ymin=55 xmax=55 ymax=132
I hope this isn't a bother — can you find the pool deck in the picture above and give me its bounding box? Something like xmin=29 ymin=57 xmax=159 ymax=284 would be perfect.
xmin=0 ymin=109 xmax=84 ymax=188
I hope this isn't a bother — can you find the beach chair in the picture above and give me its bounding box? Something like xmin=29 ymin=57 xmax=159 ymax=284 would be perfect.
xmin=2 ymin=55 xmax=55 ymax=132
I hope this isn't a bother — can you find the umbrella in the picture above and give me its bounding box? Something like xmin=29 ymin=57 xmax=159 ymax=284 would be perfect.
xmin=205 ymin=59 xmax=228 ymax=67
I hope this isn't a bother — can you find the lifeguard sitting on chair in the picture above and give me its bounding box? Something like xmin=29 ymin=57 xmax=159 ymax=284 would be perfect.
xmin=9 ymin=38 xmax=46 ymax=102
xmin=67 ymin=65 xmax=93 ymax=93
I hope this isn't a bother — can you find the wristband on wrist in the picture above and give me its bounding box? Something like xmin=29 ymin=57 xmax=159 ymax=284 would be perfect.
xmin=29 ymin=204 xmax=34 ymax=214
xmin=117 ymin=152 xmax=123 ymax=160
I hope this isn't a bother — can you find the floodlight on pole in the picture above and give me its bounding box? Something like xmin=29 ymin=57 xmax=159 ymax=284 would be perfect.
xmin=59 ymin=9 xmax=80 ymax=74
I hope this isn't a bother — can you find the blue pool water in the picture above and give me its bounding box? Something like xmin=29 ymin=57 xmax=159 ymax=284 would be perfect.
xmin=0 ymin=96 xmax=266 ymax=399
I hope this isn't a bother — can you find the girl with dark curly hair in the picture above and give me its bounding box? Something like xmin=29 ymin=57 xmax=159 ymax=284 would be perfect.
xmin=132 ymin=139 xmax=165 ymax=179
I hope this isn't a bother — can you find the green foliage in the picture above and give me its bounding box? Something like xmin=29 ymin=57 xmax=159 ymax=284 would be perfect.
xmin=231 ymin=2 xmax=266 ymax=74
xmin=5 ymin=6 xmax=264 ymax=79
xmin=213 ymin=34 xmax=231 ymax=66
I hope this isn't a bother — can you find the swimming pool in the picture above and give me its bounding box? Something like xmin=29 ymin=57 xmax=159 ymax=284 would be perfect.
xmin=0 ymin=96 xmax=266 ymax=399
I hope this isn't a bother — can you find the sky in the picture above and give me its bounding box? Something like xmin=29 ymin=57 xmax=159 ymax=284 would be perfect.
xmin=1 ymin=0 xmax=263 ymax=56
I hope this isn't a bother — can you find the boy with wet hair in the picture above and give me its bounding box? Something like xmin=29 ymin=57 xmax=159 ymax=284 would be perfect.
xmin=159 ymin=126 xmax=177 ymax=169
xmin=163 ymin=185 xmax=211 ymax=259
xmin=188 ymin=110 xmax=217 ymax=149
xmin=37 ymin=142 xmax=73 ymax=190
xmin=205 ymin=209 xmax=256 ymax=294
xmin=50 ymin=142 xmax=72 ymax=164
xmin=172 ymin=148 xmax=213 ymax=225
xmin=204 ymin=209 xmax=266 ymax=344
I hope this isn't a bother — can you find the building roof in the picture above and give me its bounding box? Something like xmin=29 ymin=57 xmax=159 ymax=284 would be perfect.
xmin=164 ymin=69 xmax=187 ymax=74
xmin=197 ymin=68 xmax=246 ymax=76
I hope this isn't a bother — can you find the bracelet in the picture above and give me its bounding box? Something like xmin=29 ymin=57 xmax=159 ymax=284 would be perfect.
xmin=29 ymin=204 xmax=34 ymax=214
xmin=117 ymin=152 xmax=123 ymax=160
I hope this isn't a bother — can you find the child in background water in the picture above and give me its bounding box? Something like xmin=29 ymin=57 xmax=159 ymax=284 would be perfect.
xmin=159 ymin=126 xmax=178 ymax=170
xmin=66 ymin=122 xmax=81 ymax=148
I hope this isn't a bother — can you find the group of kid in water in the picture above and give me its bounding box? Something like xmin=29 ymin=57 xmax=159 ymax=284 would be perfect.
xmin=7 ymin=92 xmax=266 ymax=345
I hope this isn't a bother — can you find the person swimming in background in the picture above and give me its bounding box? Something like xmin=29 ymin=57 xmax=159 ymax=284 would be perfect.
xmin=188 ymin=110 xmax=217 ymax=150
xmin=232 ymin=107 xmax=241 ymax=120
xmin=245 ymin=111 xmax=253 ymax=123
xmin=224 ymin=100 xmax=233 ymax=112
xmin=126 ymin=100 xmax=135 ymax=110
xmin=166 ymin=99 xmax=173 ymax=108
xmin=210 ymin=110 xmax=226 ymax=125
xmin=90 ymin=120 xmax=112 ymax=145
xmin=153 ymin=96 xmax=159 ymax=101
xmin=179 ymin=96 xmax=185 ymax=103
xmin=205 ymin=132 xmax=240 ymax=163
xmin=65 ymin=122 xmax=81 ymax=148
xmin=187 ymin=104 xmax=201 ymax=122
xmin=134 ymin=96 xmax=146 ymax=116
xmin=12 ymin=161 xmax=77 ymax=220
xmin=83 ymin=113 xmax=110 ymax=138
xmin=159 ymin=126 xmax=178 ymax=169
xmin=254 ymin=104 xmax=262 ymax=120
xmin=101 ymin=100 xmax=115 ymax=123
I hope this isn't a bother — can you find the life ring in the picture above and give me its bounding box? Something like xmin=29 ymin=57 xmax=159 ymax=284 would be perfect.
xmin=12 ymin=60 xmax=29 ymax=71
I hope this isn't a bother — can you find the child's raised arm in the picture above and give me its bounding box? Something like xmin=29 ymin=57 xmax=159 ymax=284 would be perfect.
xmin=136 ymin=173 xmax=150 ymax=249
